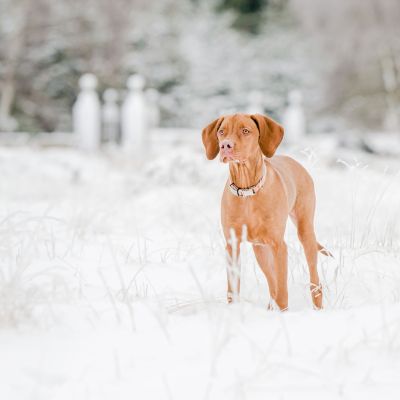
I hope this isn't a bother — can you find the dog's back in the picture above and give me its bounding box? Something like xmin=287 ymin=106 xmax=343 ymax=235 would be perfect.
xmin=269 ymin=155 xmax=315 ymax=214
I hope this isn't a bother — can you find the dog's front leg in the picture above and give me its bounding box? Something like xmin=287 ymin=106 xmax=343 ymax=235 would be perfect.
xmin=226 ymin=229 xmax=241 ymax=303
xmin=271 ymin=240 xmax=288 ymax=311
xmin=252 ymin=244 xmax=277 ymax=308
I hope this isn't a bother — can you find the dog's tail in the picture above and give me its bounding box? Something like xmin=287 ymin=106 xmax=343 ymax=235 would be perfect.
xmin=317 ymin=242 xmax=333 ymax=257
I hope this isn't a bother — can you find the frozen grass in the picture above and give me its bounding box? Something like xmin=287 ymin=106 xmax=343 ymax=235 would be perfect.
xmin=0 ymin=141 xmax=400 ymax=399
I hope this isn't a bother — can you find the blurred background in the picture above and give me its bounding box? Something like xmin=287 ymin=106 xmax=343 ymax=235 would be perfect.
xmin=1 ymin=0 xmax=400 ymax=136
xmin=2 ymin=2 xmax=400 ymax=397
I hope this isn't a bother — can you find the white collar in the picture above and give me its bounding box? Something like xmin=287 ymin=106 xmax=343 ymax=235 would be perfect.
xmin=228 ymin=162 xmax=267 ymax=197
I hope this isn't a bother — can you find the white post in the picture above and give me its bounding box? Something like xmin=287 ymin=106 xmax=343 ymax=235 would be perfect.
xmin=121 ymin=74 xmax=147 ymax=153
xmin=102 ymin=88 xmax=120 ymax=143
xmin=73 ymin=73 xmax=101 ymax=151
xmin=282 ymin=90 xmax=306 ymax=144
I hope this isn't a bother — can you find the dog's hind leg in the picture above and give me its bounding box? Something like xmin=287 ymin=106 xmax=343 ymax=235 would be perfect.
xmin=290 ymin=198 xmax=323 ymax=309
xmin=317 ymin=242 xmax=333 ymax=257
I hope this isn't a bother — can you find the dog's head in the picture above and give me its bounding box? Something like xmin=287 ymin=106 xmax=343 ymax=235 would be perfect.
xmin=201 ymin=113 xmax=284 ymax=163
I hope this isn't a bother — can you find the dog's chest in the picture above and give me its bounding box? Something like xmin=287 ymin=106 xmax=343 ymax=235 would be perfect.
xmin=222 ymin=198 xmax=277 ymax=243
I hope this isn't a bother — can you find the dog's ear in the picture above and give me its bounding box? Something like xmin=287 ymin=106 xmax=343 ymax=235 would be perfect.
xmin=250 ymin=114 xmax=284 ymax=158
xmin=201 ymin=116 xmax=224 ymax=160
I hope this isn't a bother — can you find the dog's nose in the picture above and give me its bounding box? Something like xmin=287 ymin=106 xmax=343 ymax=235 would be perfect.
xmin=220 ymin=140 xmax=234 ymax=151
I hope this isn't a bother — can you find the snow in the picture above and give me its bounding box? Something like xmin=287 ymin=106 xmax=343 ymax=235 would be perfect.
xmin=1 ymin=136 xmax=400 ymax=399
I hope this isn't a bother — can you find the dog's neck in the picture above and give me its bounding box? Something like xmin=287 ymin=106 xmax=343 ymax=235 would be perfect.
xmin=228 ymin=151 xmax=265 ymax=189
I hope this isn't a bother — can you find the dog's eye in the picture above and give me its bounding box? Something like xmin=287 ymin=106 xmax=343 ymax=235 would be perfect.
xmin=242 ymin=128 xmax=250 ymax=135
xmin=218 ymin=130 xmax=224 ymax=136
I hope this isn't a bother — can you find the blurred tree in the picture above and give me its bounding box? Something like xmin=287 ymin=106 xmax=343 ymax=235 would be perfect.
xmin=165 ymin=1 xmax=308 ymax=127
xmin=0 ymin=0 xmax=311 ymax=131
xmin=222 ymin=0 xmax=266 ymax=13
xmin=217 ymin=0 xmax=269 ymax=33
xmin=0 ymin=0 xmax=148 ymax=131
xmin=291 ymin=0 xmax=400 ymax=131
xmin=0 ymin=0 xmax=29 ymax=131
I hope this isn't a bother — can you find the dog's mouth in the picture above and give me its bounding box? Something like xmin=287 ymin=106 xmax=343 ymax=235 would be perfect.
xmin=220 ymin=153 xmax=244 ymax=164
xmin=220 ymin=154 xmax=235 ymax=163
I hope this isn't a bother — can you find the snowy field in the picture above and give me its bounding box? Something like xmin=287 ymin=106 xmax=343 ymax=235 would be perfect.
xmin=1 ymin=135 xmax=400 ymax=400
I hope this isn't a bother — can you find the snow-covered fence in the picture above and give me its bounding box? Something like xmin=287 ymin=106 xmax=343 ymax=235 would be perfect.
xmin=72 ymin=73 xmax=160 ymax=151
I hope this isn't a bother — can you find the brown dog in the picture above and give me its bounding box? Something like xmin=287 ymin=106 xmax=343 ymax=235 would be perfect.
xmin=202 ymin=113 xmax=328 ymax=310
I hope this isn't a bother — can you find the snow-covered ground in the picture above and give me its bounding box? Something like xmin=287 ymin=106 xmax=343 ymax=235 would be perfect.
xmin=1 ymin=136 xmax=400 ymax=399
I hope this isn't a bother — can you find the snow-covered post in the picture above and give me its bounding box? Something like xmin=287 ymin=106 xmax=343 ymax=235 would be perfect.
xmin=282 ymin=90 xmax=306 ymax=144
xmin=73 ymin=73 xmax=101 ymax=151
xmin=102 ymin=88 xmax=120 ymax=143
xmin=246 ymin=90 xmax=264 ymax=114
xmin=145 ymin=88 xmax=160 ymax=130
xmin=121 ymin=74 xmax=147 ymax=153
